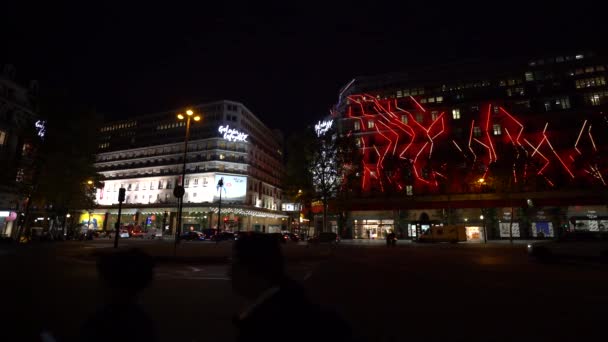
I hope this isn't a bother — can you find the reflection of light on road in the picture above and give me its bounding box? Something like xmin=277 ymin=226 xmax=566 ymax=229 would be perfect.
xmin=477 ymin=256 xmax=505 ymax=265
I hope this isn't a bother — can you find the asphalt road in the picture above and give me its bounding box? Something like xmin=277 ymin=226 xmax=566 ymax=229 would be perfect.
xmin=2 ymin=240 xmax=608 ymax=341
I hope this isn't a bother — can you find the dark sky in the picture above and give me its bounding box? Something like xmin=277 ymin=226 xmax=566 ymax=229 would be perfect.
xmin=3 ymin=1 xmax=606 ymax=133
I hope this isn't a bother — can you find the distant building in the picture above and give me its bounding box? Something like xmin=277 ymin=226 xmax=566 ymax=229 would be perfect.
xmin=92 ymin=100 xmax=286 ymax=233
xmin=328 ymin=52 xmax=608 ymax=240
xmin=0 ymin=64 xmax=39 ymax=237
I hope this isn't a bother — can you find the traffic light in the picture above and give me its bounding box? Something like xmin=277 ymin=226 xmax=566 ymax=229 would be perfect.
xmin=118 ymin=188 xmax=126 ymax=202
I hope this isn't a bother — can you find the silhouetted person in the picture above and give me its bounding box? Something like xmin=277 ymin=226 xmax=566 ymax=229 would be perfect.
xmin=80 ymin=248 xmax=157 ymax=342
xmin=230 ymin=233 xmax=352 ymax=342
xmin=386 ymin=231 xmax=396 ymax=247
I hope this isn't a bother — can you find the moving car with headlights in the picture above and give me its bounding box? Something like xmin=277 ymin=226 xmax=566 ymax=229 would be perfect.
xmin=527 ymin=231 xmax=608 ymax=262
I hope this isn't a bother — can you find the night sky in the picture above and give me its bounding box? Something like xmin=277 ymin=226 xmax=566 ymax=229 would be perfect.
xmin=3 ymin=2 xmax=606 ymax=133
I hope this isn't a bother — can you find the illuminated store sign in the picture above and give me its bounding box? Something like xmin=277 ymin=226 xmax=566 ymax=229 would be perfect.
xmin=219 ymin=125 xmax=248 ymax=142
xmin=35 ymin=120 xmax=46 ymax=138
xmin=315 ymin=120 xmax=333 ymax=137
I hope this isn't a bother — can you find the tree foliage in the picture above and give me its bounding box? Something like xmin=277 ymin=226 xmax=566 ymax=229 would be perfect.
xmin=30 ymin=92 xmax=103 ymax=214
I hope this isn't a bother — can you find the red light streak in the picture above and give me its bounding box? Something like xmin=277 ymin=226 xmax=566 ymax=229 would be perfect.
xmin=544 ymin=134 xmax=575 ymax=178
xmin=409 ymin=96 xmax=427 ymax=113
xmin=468 ymin=120 xmax=477 ymax=162
xmin=499 ymin=107 xmax=524 ymax=144
xmin=452 ymin=140 xmax=463 ymax=152
xmin=588 ymin=124 xmax=597 ymax=151
xmin=574 ymin=120 xmax=587 ymax=155
xmin=485 ymin=104 xmax=497 ymax=162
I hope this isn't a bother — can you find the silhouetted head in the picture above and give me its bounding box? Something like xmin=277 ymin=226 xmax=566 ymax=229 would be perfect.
xmin=230 ymin=233 xmax=285 ymax=299
xmin=97 ymin=248 xmax=155 ymax=300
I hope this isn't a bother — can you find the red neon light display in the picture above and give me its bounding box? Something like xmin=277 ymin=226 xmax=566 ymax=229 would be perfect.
xmin=345 ymin=95 xmax=606 ymax=193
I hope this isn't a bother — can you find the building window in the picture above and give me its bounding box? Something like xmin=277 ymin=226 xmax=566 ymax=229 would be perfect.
xmin=396 ymin=90 xmax=403 ymax=98
xmin=158 ymin=180 xmax=163 ymax=189
xmin=436 ymin=96 xmax=443 ymax=103
xmin=184 ymin=178 xmax=189 ymax=187
xmin=353 ymin=121 xmax=360 ymax=131
xmin=555 ymin=97 xmax=571 ymax=109
xmin=544 ymin=101 xmax=551 ymax=111
xmin=367 ymin=120 xmax=375 ymax=129
xmin=150 ymin=182 xmax=155 ymax=190
xmin=194 ymin=178 xmax=198 ymax=186
xmin=590 ymin=94 xmax=602 ymax=106
xmin=452 ymin=109 xmax=461 ymax=120
xmin=219 ymin=154 xmax=225 ymax=160
xmin=493 ymin=124 xmax=502 ymax=136
xmin=473 ymin=126 xmax=481 ymax=137
xmin=193 ymin=192 xmax=197 ymax=197
xmin=416 ymin=114 xmax=423 ymax=123
xmin=142 ymin=182 xmax=147 ymax=190
xmin=525 ymin=72 xmax=534 ymax=81
xmin=576 ymin=54 xmax=584 ymax=60
xmin=406 ymin=185 xmax=413 ymax=196
xmin=167 ymin=180 xmax=173 ymax=189
xmin=401 ymin=115 xmax=408 ymax=124
xmin=431 ymin=111 xmax=439 ymax=120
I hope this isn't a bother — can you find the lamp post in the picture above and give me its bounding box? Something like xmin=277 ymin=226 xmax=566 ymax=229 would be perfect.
xmin=480 ymin=213 xmax=487 ymax=244
xmin=174 ymin=109 xmax=201 ymax=250
xmin=217 ymin=177 xmax=225 ymax=233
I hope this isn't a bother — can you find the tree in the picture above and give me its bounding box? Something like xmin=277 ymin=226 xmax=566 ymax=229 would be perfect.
xmin=17 ymin=91 xmax=103 ymax=239
xmin=310 ymin=131 xmax=361 ymax=233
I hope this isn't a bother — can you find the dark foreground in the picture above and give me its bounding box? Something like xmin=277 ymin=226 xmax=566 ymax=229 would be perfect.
xmin=1 ymin=240 xmax=607 ymax=341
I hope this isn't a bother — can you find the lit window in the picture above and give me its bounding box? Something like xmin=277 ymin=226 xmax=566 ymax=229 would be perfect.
xmin=420 ymin=98 xmax=427 ymax=103
xmin=406 ymin=185 xmax=413 ymax=196
xmin=452 ymin=109 xmax=461 ymax=120
xmin=431 ymin=111 xmax=439 ymax=120
xmin=493 ymin=124 xmax=502 ymax=136
xmin=401 ymin=115 xmax=408 ymax=124
xmin=590 ymin=94 xmax=601 ymax=106
xmin=525 ymin=72 xmax=534 ymax=81
xmin=396 ymin=90 xmax=403 ymax=98
xmin=544 ymin=102 xmax=551 ymax=111
xmin=436 ymin=96 xmax=443 ymax=103
xmin=367 ymin=120 xmax=375 ymax=129
xmin=353 ymin=121 xmax=360 ymax=131
xmin=555 ymin=97 xmax=571 ymax=109
xmin=473 ymin=127 xmax=481 ymax=137
xmin=428 ymin=97 xmax=435 ymax=103
xmin=219 ymin=154 xmax=225 ymax=160
xmin=416 ymin=114 xmax=423 ymax=123
xmin=575 ymin=54 xmax=584 ymax=60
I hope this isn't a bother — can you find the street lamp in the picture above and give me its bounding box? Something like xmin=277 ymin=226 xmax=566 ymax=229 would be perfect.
xmin=480 ymin=214 xmax=487 ymax=243
xmin=174 ymin=108 xmax=202 ymax=249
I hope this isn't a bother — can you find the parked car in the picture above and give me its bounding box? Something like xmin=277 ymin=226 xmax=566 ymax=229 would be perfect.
xmin=119 ymin=229 xmax=130 ymax=238
xmin=211 ymin=232 xmax=235 ymax=242
xmin=528 ymin=231 xmax=608 ymax=262
xmin=308 ymin=232 xmax=340 ymax=245
xmin=130 ymin=230 xmax=145 ymax=238
xmin=180 ymin=231 xmax=206 ymax=241
xmin=202 ymin=229 xmax=218 ymax=240
xmin=144 ymin=228 xmax=163 ymax=239
xmin=282 ymin=232 xmax=300 ymax=242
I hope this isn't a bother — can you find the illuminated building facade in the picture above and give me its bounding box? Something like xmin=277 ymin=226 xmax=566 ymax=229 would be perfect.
xmin=0 ymin=65 xmax=39 ymax=238
xmin=331 ymin=52 xmax=608 ymax=240
xmin=92 ymin=100 xmax=286 ymax=233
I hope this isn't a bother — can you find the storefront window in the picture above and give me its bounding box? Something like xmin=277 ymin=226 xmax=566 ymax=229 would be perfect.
xmin=353 ymin=219 xmax=394 ymax=239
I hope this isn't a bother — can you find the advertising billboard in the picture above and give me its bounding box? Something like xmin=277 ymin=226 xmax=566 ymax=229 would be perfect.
xmin=79 ymin=213 xmax=105 ymax=230
xmin=214 ymin=174 xmax=247 ymax=202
